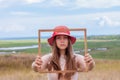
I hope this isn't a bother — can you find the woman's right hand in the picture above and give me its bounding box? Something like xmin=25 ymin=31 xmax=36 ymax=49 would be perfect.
xmin=34 ymin=55 xmax=43 ymax=70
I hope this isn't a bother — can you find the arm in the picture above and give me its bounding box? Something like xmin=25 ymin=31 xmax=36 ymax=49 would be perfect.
xmin=75 ymin=53 xmax=95 ymax=72
xmin=31 ymin=54 xmax=52 ymax=72
xmin=75 ymin=54 xmax=87 ymax=71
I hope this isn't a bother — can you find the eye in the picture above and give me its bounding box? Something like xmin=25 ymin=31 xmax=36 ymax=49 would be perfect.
xmin=56 ymin=36 xmax=61 ymax=39
xmin=64 ymin=36 xmax=68 ymax=39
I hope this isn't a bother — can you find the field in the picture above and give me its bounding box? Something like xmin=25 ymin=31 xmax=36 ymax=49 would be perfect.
xmin=0 ymin=39 xmax=120 ymax=80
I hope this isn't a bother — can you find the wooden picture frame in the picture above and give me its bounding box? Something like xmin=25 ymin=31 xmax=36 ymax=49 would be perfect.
xmin=38 ymin=28 xmax=88 ymax=73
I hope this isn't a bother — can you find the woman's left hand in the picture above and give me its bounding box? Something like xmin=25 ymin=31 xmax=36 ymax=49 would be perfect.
xmin=84 ymin=53 xmax=95 ymax=70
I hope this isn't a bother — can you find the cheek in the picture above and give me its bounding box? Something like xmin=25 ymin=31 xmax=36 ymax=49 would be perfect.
xmin=55 ymin=39 xmax=59 ymax=44
xmin=55 ymin=40 xmax=60 ymax=46
xmin=64 ymin=40 xmax=69 ymax=47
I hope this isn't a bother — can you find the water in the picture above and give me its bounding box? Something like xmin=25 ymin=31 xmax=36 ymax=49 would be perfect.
xmin=0 ymin=45 xmax=38 ymax=50
xmin=0 ymin=45 xmax=38 ymax=54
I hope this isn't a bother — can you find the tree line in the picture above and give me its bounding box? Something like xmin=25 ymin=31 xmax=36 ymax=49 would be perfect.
xmin=87 ymin=35 xmax=120 ymax=40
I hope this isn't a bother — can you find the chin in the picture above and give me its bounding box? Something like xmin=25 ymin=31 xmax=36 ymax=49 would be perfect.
xmin=59 ymin=47 xmax=66 ymax=50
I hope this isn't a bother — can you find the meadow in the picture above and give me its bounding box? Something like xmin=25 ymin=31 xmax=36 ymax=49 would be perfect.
xmin=0 ymin=39 xmax=120 ymax=80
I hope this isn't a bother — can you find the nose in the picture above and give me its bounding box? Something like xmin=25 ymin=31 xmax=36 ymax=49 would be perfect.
xmin=60 ymin=38 xmax=65 ymax=43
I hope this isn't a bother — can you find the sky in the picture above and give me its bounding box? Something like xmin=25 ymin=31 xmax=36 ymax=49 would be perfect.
xmin=0 ymin=0 xmax=120 ymax=38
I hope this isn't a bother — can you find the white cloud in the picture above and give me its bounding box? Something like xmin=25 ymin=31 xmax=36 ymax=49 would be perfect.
xmin=0 ymin=11 xmax=120 ymax=38
xmin=24 ymin=0 xmax=120 ymax=9
xmin=1 ymin=24 xmax=26 ymax=32
xmin=0 ymin=0 xmax=9 ymax=8
xmin=96 ymin=16 xmax=120 ymax=27
xmin=50 ymin=0 xmax=65 ymax=6
xmin=0 ymin=0 xmax=23 ymax=8
xmin=24 ymin=0 xmax=45 ymax=4
xmin=24 ymin=0 xmax=120 ymax=8
xmin=0 ymin=0 xmax=120 ymax=9
xmin=74 ymin=0 xmax=120 ymax=9
xmin=1 ymin=11 xmax=120 ymax=29
xmin=0 ymin=0 xmax=4 ymax=3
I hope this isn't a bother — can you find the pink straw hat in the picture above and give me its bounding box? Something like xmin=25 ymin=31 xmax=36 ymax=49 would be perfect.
xmin=48 ymin=25 xmax=76 ymax=46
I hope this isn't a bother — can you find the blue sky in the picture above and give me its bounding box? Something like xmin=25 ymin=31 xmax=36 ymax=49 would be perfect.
xmin=0 ymin=0 xmax=120 ymax=38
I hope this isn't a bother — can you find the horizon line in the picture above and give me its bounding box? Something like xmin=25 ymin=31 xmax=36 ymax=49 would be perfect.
xmin=0 ymin=34 xmax=120 ymax=40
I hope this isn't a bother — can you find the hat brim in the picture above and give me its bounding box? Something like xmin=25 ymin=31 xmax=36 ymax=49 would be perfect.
xmin=48 ymin=33 xmax=76 ymax=46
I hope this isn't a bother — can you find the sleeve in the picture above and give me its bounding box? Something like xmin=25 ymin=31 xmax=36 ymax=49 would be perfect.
xmin=31 ymin=53 xmax=52 ymax=71
xmin=40 ymin=54 xmax=52 ymax=70
xmin=75 ymin=54 xmax=87 ymax=71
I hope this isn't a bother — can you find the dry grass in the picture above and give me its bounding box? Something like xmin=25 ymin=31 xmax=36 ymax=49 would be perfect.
xmin=0 ymin=54 xmax=120 ymax=80
xmin=78 ymin=59 xmax=120 ymax=80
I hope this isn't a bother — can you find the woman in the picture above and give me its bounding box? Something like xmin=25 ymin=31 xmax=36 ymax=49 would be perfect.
xmin=32 ymin=26 xmax=95 ymax=80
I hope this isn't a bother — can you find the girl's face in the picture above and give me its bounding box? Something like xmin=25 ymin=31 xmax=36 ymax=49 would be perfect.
xmin=55 ymin=35 xmax=69 ymax=50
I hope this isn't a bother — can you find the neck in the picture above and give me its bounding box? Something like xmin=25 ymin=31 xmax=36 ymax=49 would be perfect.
xmin=60 ymin=49 xmax=65 ymax=56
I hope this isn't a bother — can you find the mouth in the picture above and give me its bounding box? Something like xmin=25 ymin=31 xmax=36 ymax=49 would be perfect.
xmin=60 ymin=44 xmax=65 ymax=46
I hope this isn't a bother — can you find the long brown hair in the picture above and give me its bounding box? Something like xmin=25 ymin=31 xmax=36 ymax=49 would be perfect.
xmin=48 ymin=36 xmax=77 ymax=80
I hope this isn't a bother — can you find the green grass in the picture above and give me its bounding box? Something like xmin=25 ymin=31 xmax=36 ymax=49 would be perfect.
xmin=91 ymin=47 xmax=120 ymax=59
xmin=0 ymin=39 xmax=38 ymax=47
xmin=0 ymin=39 xmax=120 ymax=59
xmin=87 ymin=40 xmax=120 ymax=59
xmin=73 ymin=40 xmax=120 ymax=59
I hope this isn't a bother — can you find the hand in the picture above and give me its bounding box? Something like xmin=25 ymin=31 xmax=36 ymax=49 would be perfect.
xmin=84 ymin=53 xmax=95 ymax=70
xmin=34 ymin=55 xmax=43 ymax=69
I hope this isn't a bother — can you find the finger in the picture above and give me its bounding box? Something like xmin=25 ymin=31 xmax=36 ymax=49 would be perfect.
xmin=35 ymin=64 xmax=41 ymax=68
xmin=34 ymin=59 xmax=42 ymax=66
xmin=84 ymin=54 xmax=90 ymax=60
xmin=86 ymin=58 xmax=92 ymax=63
xmin=36 ymin=62 xmax=42 ymax=66
xmin=36 ymin=58 xmax=42 ymax=62
xmin=84 ymin=55 xmax=91 ymax=60
xmin=35 ymin=57 xmax=42 ymax=62
xmin=85 ymin=56 xmax=92 ymax=60
xmin=84 ymin=53 xmax=89 ymax=56
xmin=36 ymin=56 xmax=41 ymax=59
xmin=84 ymin=56 xmax=93 ymax=63
xmin=85 ymin=54 xmax=92 ymax=60
xmin=88 ymin=60 xmax=94 ymax=65
xmin=35 ymin=60 xmax=43 ymax=65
